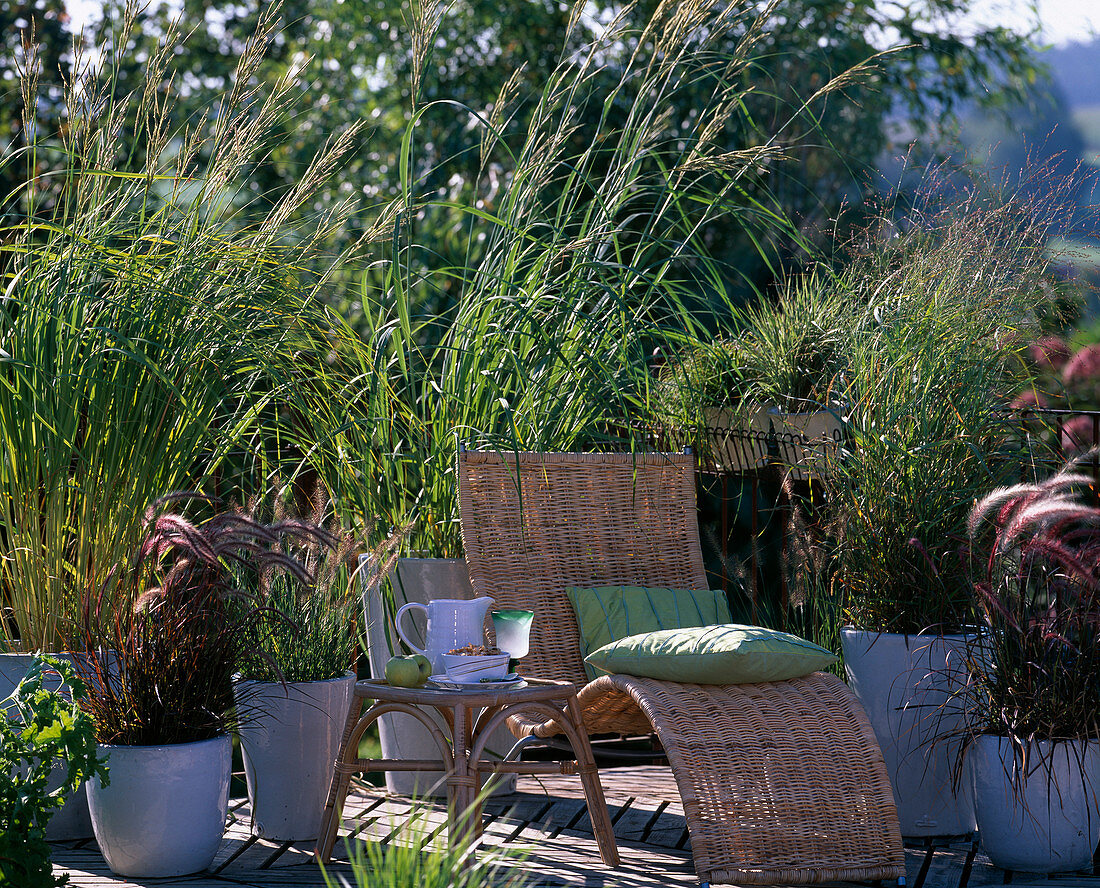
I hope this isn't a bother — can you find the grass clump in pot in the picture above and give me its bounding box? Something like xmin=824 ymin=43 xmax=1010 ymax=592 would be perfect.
xmin=235 ymin=489 xmax=404 ymax=685
xmin=78 ymin=493 xmax=328 ymax=746
xmin=963 ymin=464 xmax=1100 ymax=746
xmin=824 ymin=179 xmax=1064 ymax=634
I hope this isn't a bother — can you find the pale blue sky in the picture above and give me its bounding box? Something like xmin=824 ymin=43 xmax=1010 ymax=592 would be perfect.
xmin=68 ymin=0 xmax=1098 ymax=46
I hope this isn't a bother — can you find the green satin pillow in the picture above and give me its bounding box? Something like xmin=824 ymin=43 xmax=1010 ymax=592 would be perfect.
xmin=566 ymin=585 xmax=732 ymax=681
xmin=585 ymin=624 xmax=836 ymax=684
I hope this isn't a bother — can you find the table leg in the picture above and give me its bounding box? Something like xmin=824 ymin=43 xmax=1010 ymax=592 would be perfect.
xmin=447 ymin=703 xmax=478 ymax=852
xmin=316 ymin=698 xmax=455 ymax=862
xmin=316 ymin=693 xmax=366 ymax=862
xmin=565 ymin=695 xmax=620 ymax=868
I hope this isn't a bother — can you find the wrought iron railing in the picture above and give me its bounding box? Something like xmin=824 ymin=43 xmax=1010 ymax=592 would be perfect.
xmin=639 ymin=407 xmax=1100 ymax=616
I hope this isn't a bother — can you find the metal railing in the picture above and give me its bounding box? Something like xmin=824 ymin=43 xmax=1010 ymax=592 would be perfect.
xmin=638 ymin=407 xmax=1100 ymax=615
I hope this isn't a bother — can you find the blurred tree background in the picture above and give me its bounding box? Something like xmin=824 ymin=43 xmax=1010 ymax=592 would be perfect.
xmin=3 ymin=0 xmax=1090 ymax=323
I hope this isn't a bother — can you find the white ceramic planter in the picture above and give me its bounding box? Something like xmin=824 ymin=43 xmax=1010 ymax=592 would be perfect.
xmin=1 ymin=651 xmax=94 ymax=840
xmin=765 ymin=406 xmax=845 ymax=480
xmin=235 ymin=672 xmax=356 ymax=840
xmin=703 ymin=405 xmax=768 ymax=472
xmin=360 ymin=556 xmax=516 ymax=797
xmin=971 ymin=735 xmax=1100 ymax=872
xmin=841 ymin=629 xmax=976 ymax=836
xmin=87 ymin=735 xmax=231 ymax=877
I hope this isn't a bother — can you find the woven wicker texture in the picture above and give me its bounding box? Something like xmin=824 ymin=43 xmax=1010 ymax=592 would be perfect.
xmin=580 ymin=673 xmax=904 ymax=884
xmin=458 ymin=449 xmax=904 ymax=885
xmin=458 ymin=450 xmax=707 ymax=687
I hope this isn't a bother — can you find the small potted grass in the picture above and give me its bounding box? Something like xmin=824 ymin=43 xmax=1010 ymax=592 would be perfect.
xmin=234 ymin=492 xmax=402 ymax=842
xmin=653 ymin=337 xmax=766 ymax=472
xmin=736 ymin=270 xmax=857 ymax=478
xmin=961 ymin=465 xmax=1100 ymax=872
xmin=78 ymin=493 xmax=322 ymax=878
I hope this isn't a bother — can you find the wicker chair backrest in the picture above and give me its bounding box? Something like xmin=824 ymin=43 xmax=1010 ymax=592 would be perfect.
xmin=457 ymin=450 xmax=708 ymax=687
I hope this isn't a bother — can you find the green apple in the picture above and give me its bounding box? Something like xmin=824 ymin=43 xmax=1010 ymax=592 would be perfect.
xmin=411 ymin=654 xmax=432 ymax=684
xmin=385 ymin=655 xmax=423 ymax=688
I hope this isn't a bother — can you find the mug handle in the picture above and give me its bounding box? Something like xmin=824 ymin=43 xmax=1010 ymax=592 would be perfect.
xmin=394 ymin=602 xmax=428 ymax=657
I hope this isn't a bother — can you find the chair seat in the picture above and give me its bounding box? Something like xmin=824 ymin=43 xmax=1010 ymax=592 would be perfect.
xmin=503 ymin=670 xmax=904 ymax=885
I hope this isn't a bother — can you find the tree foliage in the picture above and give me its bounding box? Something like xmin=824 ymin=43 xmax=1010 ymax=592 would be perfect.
xmin=0 ymin=0 xmax=71 ymax=216
xmin=6 ymin=0 xmax=1043 ymax=308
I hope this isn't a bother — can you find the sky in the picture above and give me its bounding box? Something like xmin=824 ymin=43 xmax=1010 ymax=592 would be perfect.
xmin=1039 ymin=0 xmax=1099 ymax=44
xmin=68 ymin=0 xmax=1100 ymax=45
xmin=990 ymin=0 xmax=1099 ymax=45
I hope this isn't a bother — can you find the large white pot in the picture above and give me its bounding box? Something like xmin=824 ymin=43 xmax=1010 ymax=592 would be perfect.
xmin=841 ymin=628 xmax=976 ymax=836
xmin=87 ymin=735 xmax=231 ymax=877
xmin=235 ymin=672 xmax=356 ymax=840
xmin=360 ymin=556 xmax=516 ymax=797
xmin=703 ymin=405 xmax=768 ymax=472
xmin=765 ymin=406 xmax=845 ymax=480
xmin=971 ymin=735 xmax=1100 ymax=872
xmin=1 ymin=651 xmax=94 ymax=840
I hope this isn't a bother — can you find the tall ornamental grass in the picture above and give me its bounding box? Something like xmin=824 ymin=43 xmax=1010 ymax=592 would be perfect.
xmin=963 ymin=465 xmax=1100 ymax=747
xmin=824 ymin=179 xmax=1064 ymax=634
xmin=352 ymin=0 xmax=875 ymax=555
xmin=0 ymin=6 xmax=374 ymax=651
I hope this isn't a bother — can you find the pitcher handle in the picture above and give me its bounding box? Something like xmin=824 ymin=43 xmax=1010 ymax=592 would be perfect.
xmin=394 ymin=602 xmax=428 ymax=657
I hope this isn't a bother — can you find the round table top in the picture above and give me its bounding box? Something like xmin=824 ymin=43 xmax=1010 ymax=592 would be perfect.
xmin=355 ymin=676 xmax=576 ymax=706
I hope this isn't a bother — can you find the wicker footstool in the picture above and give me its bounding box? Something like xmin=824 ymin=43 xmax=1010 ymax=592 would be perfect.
xmin=314 ymin=677 xmax=619 ymax=867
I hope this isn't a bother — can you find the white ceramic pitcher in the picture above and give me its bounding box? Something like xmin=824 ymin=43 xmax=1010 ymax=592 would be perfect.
xmin=395 ymin=596 xmax=494 ymax=674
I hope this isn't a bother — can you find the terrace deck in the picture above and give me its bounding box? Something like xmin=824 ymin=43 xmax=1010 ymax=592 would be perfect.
xmin=53 ymin=765 xmax=1100 ymax=888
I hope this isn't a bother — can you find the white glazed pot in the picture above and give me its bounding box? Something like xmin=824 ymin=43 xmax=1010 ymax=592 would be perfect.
xmin=87 ymin=735 xmax=231 ymax=877
xmin=765 ymin=406 xmax=845 ymax=480
xmin=841 ymin=628 xmax=976 ymax=836
xmin=235 ymin=672 xmax=356 ymax=840
xmin=360 ymin=556 xmax=516 ymax=797
xmin=703 ymin=405 xmax=768 ymax=472
xmin=971 ymin=735 xmax=1100 ymax=872
xmin=1 ymin=651 xmax=95 ymax=840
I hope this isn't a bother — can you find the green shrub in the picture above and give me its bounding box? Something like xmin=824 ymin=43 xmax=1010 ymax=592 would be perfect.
xmin=0 ymin=656 xmax=107 ymax=888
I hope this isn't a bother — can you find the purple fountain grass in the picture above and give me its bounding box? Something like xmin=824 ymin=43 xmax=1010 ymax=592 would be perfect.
xmin=78 ymin=493 xmax=329 ymax=746
xmin=962 ymin=460 xmax=1100 ymax=746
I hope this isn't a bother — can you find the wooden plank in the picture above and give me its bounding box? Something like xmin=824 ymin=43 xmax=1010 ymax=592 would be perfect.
xmin=53 ymin=764 xmax=1100 ymax=888
xmin=1011 ymin=881 xmax=1100 ymax=888
xmin=922 ymin=840 xmax=1011 ymax=888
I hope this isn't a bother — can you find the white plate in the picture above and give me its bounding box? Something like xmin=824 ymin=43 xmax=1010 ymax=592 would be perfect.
xmin=427 ymin=673 xmax=526 ymax=691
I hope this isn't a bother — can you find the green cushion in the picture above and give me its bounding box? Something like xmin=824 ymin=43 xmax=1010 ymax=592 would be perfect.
xmin=584 ymin=624 xmax=836 ymax=684
xmin=566 ymin=585 xmax=732 ymax=681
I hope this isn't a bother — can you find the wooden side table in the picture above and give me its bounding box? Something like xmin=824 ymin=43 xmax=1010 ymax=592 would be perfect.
xmin=314 ymin=677 xmax=619 ymax=867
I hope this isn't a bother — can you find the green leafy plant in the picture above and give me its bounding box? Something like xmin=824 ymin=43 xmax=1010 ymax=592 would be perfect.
xmin=0 ymin=655 xmax=107 ymax=888
xmin=77 ymin=494 xmax=327 ymax=746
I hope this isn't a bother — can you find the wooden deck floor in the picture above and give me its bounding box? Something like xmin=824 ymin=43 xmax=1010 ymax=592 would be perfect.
xmin=53 ymin=765 xmax=1100 ymax=888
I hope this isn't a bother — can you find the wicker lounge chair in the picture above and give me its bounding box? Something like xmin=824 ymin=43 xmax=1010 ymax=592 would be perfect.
xmin=458 ymin=447 xmax=905 ymax=887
